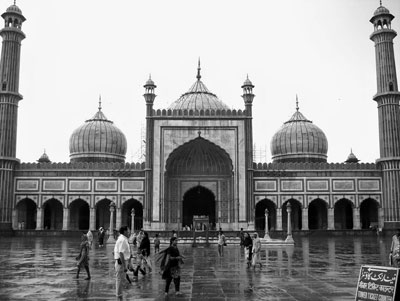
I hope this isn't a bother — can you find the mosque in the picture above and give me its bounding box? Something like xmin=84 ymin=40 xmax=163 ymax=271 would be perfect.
xmin=0 ymin=3 xmax=399 ymax=233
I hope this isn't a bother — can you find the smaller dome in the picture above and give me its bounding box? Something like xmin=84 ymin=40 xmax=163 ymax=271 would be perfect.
xmin=37 ymin=151 xmax=51 ymax=163
xmin=345 ymin=150 xmax=360 ymax=163
xmin=374 ymin=5 xmax=390 ymax=16
xmin=242 ymin=76 xmax=254 ymax=87
xmin=144 ymin=75 xmax=156 ymax=87
xmin=270 ymin=107 xmax=328 ymax=163
xmin=6 ymin=4 xmax=22 ymax=15
xmin=69 ymin=106 xmax=127 ymax=163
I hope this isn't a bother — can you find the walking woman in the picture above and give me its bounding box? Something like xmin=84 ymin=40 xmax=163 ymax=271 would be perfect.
xmin=243 ymin=232 xmax=253 ymax=268
xmin=160 ymin=237 xmax=183 ymax=296
xmin=217 ymin=230 xmax=226 ymax=256
xmin=76 ymin=233 xmax=91 ymax=280
xmin=251 ymin=232 xmax=262 ymax=269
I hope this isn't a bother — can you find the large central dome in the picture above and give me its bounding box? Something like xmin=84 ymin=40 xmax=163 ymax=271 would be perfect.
xmin=167 ymin=63 xmax=230 ymax=111
xmin=69 ymin=104 xmax=127 ymax=163
xmin=270 ymin=103 xmax=328 ymax=163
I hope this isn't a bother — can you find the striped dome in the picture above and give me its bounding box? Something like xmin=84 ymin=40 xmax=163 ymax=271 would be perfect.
xmin=167 ymin=63 xmax=229 ymax=111
xmin=270 ymin=109 xmax=328 ymax=163
xmin=69 ymin=108 xmax=127 ymax=163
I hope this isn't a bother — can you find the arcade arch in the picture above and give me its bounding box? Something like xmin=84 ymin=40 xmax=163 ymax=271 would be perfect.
xmin=334 ymin=198 xmax=353 ymax=229
xmin=69 ymin=198 xmax=89 ymax=230
xmin=121 ymin=198 xmax=143 ymax=231
xmin=255 ymin=199 xmax=276 ymax=231
xmin=96 ymin=198 xmax=114 ymax=230
xmin=360 ymin=198 xmax=379 ymax=229
xmin=43 ymin=198 xmax=63 ymax=230
xmin=16 ymin=198 xmax=36 ymax=229
xmin=308 ymin=198 xmax=328 ymax=230
xmin=282 ymin=199 xmax=302 ymax=231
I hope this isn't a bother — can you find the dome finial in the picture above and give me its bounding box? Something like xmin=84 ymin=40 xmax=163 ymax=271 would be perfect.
xmin=197 ymin=58 xmax=201 ymax=80
xmin=380 ymin=0 xmax=382 ymax=6
xmin=296 ymin=94 xmax=299 ymax=111
xmin=98 ymin=95 xmax=102 ymax=111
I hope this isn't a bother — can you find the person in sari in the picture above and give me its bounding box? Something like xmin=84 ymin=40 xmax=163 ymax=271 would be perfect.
xmin=159 ymin=237 xmax=184 ymax=296
xmin=243 ymin=232 xmax=253 ymax=268
xmin=76 ymin=233 xmax=91 ymax=280
xmin=251 ymin=232 xmax=262 ymax=269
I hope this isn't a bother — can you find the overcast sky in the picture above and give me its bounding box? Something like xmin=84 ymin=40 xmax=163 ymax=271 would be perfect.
xmin=8 ymin=0 xmax=400 ymax=163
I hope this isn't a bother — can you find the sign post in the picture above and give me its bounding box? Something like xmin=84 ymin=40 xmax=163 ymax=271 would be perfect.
xmin=355 ymin=265 xmax=400 ymax=301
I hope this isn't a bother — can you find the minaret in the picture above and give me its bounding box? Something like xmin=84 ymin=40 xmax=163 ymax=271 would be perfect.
xmin=241 ymin=76 xmax=255 ymax=225
xmin=143 ymin=75 xmax=156 ymax=227
xmin=370 ymin=3 xmax=400 ymax=228
xmin=0 ymin=3 xmax=25 ymax=230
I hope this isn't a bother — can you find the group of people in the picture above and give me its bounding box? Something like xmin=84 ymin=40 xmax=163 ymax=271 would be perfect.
xmin=239 ymin=229 xmax=262 ymax=269
xmin=75 ymin=226 xmax=267 ymax=298
xmin=113 ymin=227 xmax=183 ymax=298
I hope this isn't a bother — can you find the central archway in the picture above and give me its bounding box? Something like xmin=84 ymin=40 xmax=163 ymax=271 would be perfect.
xmin=182 ymin=186 xmax=216 ymax=228
xmin=164 ymin=136 xmax=233 ymax=227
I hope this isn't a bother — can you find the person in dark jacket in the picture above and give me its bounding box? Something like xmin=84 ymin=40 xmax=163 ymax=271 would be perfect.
xmin=138 ymin=231 xmax=152 ymax=273
xmin=243 ymin=232 xmax=253 ymax=268
xmin=160 ymin=237 xmax=183 ymax=296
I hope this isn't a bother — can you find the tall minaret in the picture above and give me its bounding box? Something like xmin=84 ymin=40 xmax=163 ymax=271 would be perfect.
xmin=241 ymin=76 xmax=255 ymax=226
xmin=370 ymin=3 xmax=400 ymax=228
xmin=143 ymin=75 xmax=156 ymax=227
xmin=0 ymin=3 xmax=25 ymax=230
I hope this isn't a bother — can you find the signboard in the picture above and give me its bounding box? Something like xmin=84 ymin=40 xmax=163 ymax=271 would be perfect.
xmin=355 ymin=265 xmax=400 ymax=301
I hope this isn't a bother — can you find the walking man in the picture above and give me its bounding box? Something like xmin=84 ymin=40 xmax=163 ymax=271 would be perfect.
xmin=114 ymin=226 xmax=131 ymax=299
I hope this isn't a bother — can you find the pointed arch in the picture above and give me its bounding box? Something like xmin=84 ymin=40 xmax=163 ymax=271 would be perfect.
xmin=255 ymin=199 xmax=276 ymax=231
xmin=360 ymin=198 xmax=379 ymax=229
xmin=16 ymin=198 xmax=37 ymax=229
xmin=165 ymin=136 xmax=233 ymax=175
xmin=334 ymin=198 xmax=353 ymax=230
xmin=282 ymin=199 xmax=302 ymax=231
xmin=69 ymin=198 xmax=89 ymax=230
xmin=308 ymin=198 xmax=328 ymax=230
xmin=43 ymin=198 xmax=63 ymax=230
xmin=121 ymin=198 xmax=143 ymax=231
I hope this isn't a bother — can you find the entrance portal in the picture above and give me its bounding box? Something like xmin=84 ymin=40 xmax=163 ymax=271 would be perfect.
xmin=182 ymin=186 xmax=216 ymax=229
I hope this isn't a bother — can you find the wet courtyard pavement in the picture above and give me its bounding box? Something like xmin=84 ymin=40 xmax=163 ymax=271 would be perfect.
xmin=0 ymin=233 xmax=393 ymax=300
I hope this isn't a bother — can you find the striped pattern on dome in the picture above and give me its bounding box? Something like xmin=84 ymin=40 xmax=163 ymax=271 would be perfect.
xmin=166 ymin=136 xmax=232 ymax=175
xmin=167 ymin=63 xmax=230 ymax=111
xmin=69 ymin=109 xmax=127 ymax=163
xmin=270 ymin=110 xmax=328 ymax=163
xmin=167 ymin=80 xmax=229 ymax=111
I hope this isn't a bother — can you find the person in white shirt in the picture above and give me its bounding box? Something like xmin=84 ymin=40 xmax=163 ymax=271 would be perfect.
xmin=86 ymin=230 xmax=93 ymax=249
xmin=114 ymin=226 xmax=131 ymax=298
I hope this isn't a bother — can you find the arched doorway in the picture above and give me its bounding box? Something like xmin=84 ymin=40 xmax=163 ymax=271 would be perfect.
xmin=69 ymin=199 xmax=89 ymax=230
xmin=360 ymin=198 xmax=379 ymax=229
xmin=282 ymin=199 xmax=302 ymax=231
xmin=43 ymin=198 xmax=63 ymax=230
xmin=334 ymin=199 xmax=353 ymax=229
xmin=96 ymin=199 xmax=112 ymax=230
xmin=255 ymin=199 xmax=276 ymax=231
xmin=165 ymin=137 xmax=233 ymax=227
xmin=121 ymin=199 xmax=143 ymax=231
xmin=182 ymin=186 xmax=216 ymax=229
xmin=308 ymin=199 xmax=328 ymax=230
xmin=16 ymin=198 xmax=37 ymax=229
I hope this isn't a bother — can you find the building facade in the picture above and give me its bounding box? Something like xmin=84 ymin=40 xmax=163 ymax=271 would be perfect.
xmin=0 ymin=3 xmax=399 ymax=232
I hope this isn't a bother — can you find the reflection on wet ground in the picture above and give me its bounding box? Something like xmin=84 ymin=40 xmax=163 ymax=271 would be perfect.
xmin=0 ymin=234 xmax=392 ymax=300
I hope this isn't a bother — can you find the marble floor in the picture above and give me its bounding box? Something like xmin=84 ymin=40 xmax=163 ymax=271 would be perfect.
xmin=0 ymin=233 xmax=392 ymax=300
